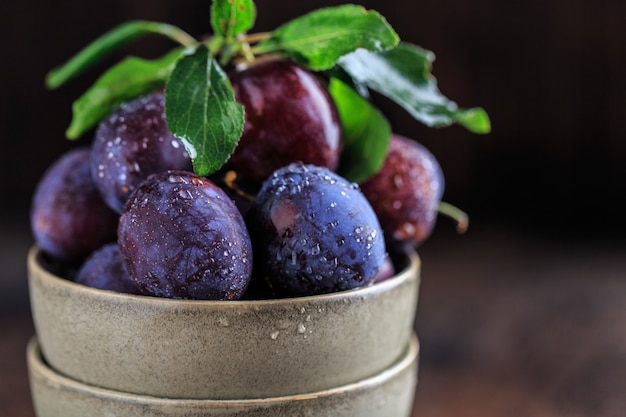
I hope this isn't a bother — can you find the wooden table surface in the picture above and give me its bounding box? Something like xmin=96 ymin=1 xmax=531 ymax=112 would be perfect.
xmin=2 ymin=220 xmax=625 ymax=417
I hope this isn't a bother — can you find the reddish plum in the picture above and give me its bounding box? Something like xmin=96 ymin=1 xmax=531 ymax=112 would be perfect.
xmin=229 ymin=60 xmax=342 ymax=183
xmin=360 ymin=134 xmax=444 ymax=248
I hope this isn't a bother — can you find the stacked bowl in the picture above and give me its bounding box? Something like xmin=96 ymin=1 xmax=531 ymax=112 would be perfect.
xmin=27 ymin=245 xmax=421 ymax=417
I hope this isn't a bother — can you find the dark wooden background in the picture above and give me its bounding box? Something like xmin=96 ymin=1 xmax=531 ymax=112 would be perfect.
xmin=2 ymin=0 xmax=625 ymax=236
xmin=1 ymin=1 xmax=625 ymax=416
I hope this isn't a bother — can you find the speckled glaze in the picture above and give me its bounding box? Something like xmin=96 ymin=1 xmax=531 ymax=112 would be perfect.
xmin=28 ymin=245 xmax=420 ymax=400
xmin=27 ymin=335 xmax=419 ymax=417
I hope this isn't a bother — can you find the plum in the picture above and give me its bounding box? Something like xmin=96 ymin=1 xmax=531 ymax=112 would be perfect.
xmin=360 ymin=134 xmax=445 ymax=248
xmin=90 ymin=91 xmax=193 ymax=213
xmin=30 ymin=148 xmax=119 ymax=262
xmin=117 ymin=170 xmax=253 ymax=300
xmin=229 ymin=60 xmax=342 ymax=183
xmin=246 ymin=163 xmax=385 ymax=296
xmin=75 ymin=243 xmax=141 ymax=295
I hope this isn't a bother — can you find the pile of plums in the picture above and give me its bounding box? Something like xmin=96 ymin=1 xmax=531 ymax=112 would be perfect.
xmin=31 ymin=59 xmax=445 ymax=300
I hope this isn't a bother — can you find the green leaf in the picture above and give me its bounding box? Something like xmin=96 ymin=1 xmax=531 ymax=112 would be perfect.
xmin=338 ymin=42 xmax=491 ymax=134
xmin=46 ymin=20 xmax=197 ymax=89
xmin=329 ymin=78 xmax=390 ymax=183
xmin=254 ymin=4 xmax=399 ymax=70
xmin=211 ymin=0 xmax=256 ymax=38
xmin=165 ymin=45 xmax=244 ymax=177
xmin=66 ymin=48 xmax=185 ymax=139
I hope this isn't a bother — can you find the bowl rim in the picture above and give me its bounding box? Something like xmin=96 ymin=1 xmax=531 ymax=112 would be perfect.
xmin=27 ymin=333 xmax=419 ymax=404
xmin=28 ymin=245 xmax=420 ymax=307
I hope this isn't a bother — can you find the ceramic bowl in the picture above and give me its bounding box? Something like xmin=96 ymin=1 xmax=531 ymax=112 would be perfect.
xmin=27 ymin=334 xmax=419 ymax=417
xmin=28 ymin=245 xmax=420 ymax=400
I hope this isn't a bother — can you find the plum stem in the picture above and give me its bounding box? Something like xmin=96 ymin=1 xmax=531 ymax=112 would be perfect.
xmin=239 ymin=32 xmax=272 ymax=44
xmin=438 ymin=201 xmax=469 ymax=234
xmin=224 ymin=171 xmax=256 ymax=202
xmin=236 ymin=34 xmax=256 ymax=62
xmin=232 ymin=52 xmax=285 ymax=69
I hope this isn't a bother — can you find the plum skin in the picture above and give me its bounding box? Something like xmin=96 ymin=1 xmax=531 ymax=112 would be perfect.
xmin=117 ymin=170 xmax=253 ymax=300
xmin=229 ymin=60 xmax=342 ymax=183
xmin=360 ymin=134 xmax=445 ymax=248
xmin=30 ymin=148 xmax=119 ymax=262
xmin=246 ymin=163 xmax=386 ymax=296
xmin=75 ymin=243 xmax=141 ymax=295
xmin=90 ymin=91 xmax=192 ymax=213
